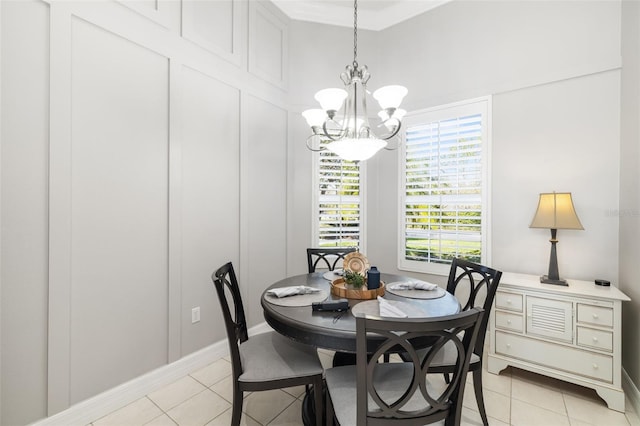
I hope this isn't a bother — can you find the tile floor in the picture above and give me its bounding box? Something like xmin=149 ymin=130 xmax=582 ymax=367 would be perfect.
xmin=89 ymin=349 xmax=640 ymax=426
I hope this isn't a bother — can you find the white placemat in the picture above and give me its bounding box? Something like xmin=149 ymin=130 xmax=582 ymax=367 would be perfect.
xmin=385 ymin=283 xmax=447 ymax=300
xmin=322 ymin=269 xmax=343 ymax=281
xmin=264 ymin=289 xmax=329 ymax=307
xmin=351 ymin=299 xmax=428 ymax=318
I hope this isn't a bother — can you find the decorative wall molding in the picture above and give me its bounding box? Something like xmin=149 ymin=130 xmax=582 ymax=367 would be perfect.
xmin=248 ymin=1 xmax=288 ymax=90
xmin=623 ymin=368 xmax=640 ymax=422
xmin=32 ymin=323 xmax=271 ymax=426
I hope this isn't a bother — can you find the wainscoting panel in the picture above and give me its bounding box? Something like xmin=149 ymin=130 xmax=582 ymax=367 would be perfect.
xmin=179 ymin=65 xmax=241 ymax=355
xmin=67 ymin=16 xmax=170 ymax=405
xmin=248 ymin=1 xmax=288 ymax=89
xmin=243 ymin=94 xmax=288 ymax=326
xmin=181 ymin=0 xmax=242 ymax=66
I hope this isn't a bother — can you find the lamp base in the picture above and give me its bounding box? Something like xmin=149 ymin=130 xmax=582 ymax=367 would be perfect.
xmin=540 ymin=275 xmax=569 ymax=286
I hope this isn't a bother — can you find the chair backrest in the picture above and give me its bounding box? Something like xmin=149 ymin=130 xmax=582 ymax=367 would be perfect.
xmin=355 ymin=308 xmax=485 ymax=425
xmin=306 ymin=247 xmax=357 ymax=273
xmin=212 ymin=262 xmax=248 ymax=379
xmin=446 ymin=258 xmax=502 ymax=356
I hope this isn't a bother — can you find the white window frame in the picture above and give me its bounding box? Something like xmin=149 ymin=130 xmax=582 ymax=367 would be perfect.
xmin=398 ymin=97 xmax=491 ymax=275
xmin=312 ymin=151 xmax=367 ymax=251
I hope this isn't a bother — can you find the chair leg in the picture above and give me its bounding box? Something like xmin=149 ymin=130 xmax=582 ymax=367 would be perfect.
xmin=312 ymin=376 xmax=324 ymax=426
xmin=472 ymin=368 xmax=489 ymax=426
xmin=231 ymin=384 xmax=243 ymax=426
xmin=326 ymin=387 xmax=335 ymax=426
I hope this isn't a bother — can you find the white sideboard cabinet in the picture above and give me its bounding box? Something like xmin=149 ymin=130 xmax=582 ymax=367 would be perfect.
xmin=487 ymin=272 xmax=631 ymax=412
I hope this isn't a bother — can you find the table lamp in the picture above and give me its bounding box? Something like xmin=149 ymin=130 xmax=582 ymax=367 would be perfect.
xmin=530 ymin=192 xmax=584 ymax=285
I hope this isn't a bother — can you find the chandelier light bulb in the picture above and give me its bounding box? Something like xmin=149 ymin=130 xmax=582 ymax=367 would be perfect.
xmin=314 ymin=88 xmax=348 ymax=113
xmin=372 ymin=85 xmax=408 ymax=110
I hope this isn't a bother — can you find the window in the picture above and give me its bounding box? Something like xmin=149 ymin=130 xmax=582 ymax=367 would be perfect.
xmin=399 ymin=97 xmax=491 ymax=275
xmin=313 ymin=151 xmax=364 ymax=249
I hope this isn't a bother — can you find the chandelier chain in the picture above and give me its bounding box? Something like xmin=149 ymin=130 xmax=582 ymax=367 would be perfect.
xmin=353 ymin=0 xmax=358 ymax=68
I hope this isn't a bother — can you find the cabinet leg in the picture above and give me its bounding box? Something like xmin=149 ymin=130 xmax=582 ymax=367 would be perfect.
xmin=595 ymin=387 xmax=625 ymax=412
xmin=487 ymin=355 xmax=509 ymax=375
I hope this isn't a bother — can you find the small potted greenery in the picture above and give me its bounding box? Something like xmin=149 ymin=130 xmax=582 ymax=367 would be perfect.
xmin=344 ymin=270 xmax=365 ymax=289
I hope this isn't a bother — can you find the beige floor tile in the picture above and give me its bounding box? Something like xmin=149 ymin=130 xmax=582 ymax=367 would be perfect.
xmin=569 ymin=418 xmax=595 ymax=426
xmin=511 ymin=374 xmax=567 ymax=415
xmin=463 ymin=385 xmax=510 ymax=424
xmin=148 ymin=376 xmax=208 ymax=412
xmin=266 ymin=399 xmax=304 ymax=426
xmin=210 ymin=374 xmax=252 ymax=403
xmin=166 ymin=389 xmax=230 ymax=426
xmin=511 ymin=399 xmax=571 ymax=426
xmin=282 ymin=385 xmax=306 ymax=399
xmin=144 ymin=414 xmax=178 ymax=426
xmin=93 ymin=397 xmax=163 ymax=426
xmin=243 ymin=389 xmax=297 ymax=425
xmin=563 ymin=393 xmax=630 ymax=426
xmin=460 ymin=407 xmax=508 ymax=426
xmin=205 ymin=408 xmax=261 ymax=426
xmin=478 ymin=368 xmax=512 ymax=397
xmin=190 ymin=358 xmax=232 ymax=387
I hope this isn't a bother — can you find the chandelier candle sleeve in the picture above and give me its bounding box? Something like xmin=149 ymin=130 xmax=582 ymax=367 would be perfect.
xmin=302 ymin=0 xmax=408 ymax=162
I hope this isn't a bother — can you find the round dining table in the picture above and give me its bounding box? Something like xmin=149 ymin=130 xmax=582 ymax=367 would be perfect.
xmin=261 ymin=271 xmax=461 ymax=426
xmin=261 ymin=271 xmax=461 ymax=354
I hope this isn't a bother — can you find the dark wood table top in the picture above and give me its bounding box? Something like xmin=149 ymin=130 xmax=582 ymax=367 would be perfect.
xmin=261 ymin=272 xmax=460 ymax=353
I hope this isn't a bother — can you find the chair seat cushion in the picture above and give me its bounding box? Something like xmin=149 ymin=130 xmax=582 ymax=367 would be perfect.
xmin=417 ymin=339 xmax=480 ymax=368
xmin=326 ymin=363 xmax=444 ymax=425
xmin=239 ymin=331 xmax=323 ymax=383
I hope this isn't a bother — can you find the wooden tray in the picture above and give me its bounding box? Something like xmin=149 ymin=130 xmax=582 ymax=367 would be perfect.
xmin=331 ymin=278 xmax=385 ymax=300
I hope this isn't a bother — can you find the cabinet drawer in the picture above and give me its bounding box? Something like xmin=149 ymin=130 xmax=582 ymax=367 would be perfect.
xmin=577 ymin=327 xmax=613 ymax=352
xmin=495 ymin=331 xmax=613 ymax=383
xmin=495 ymin=311 xmax=523 ymax=332
xmin=495 ymin=291 xmax=523 ymax=312
xmin=577 ymin=304 xmax=613 ymax=328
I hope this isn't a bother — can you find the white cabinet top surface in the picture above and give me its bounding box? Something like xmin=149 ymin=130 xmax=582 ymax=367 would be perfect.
xmin=500 ymin=272 xmax=631 ymax=302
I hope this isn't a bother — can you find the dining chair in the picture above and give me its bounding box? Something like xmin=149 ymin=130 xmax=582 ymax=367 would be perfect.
xmin=418 ymin=258 xmax=502 ymax=426
xmin=325 ymin=308 xmax=485 ymax=426
xmin=212 ymin=262 xmax=324 ymax=426
xmin=307 ymin=247 xmax=357 ymax=273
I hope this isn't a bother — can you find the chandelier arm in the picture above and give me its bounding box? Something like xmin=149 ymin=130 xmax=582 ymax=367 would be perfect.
xmin=322 ymin=120 xmax=347 ymax=141
xmin=379 ymin=121 xmax=403 ymax=141
xmin=306 ymin=134 xmax=327 ymax=152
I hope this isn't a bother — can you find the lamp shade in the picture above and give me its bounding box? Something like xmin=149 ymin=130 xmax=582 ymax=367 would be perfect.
xmin=325 ymin=137 xmax=387 ymax=162
xmin=530 ymin=192 xmax=584 ymax=230
xmin=314 ymin=88 xmax=348 ymax=112
xmin=372 ymin=85 xmax=408 ymax=110
xmin=302 ymin=109 xmax=327 ymax=127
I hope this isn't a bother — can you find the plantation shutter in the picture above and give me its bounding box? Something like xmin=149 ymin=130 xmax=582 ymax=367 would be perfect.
xmin=316 ymin=151 xmax=361 ymax=248
xmin=401 ymin=99 xmax=489 ymax=272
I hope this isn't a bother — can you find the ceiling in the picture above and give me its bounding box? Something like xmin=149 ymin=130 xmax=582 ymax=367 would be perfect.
xmin=272 ymin=0 xmax=450 ymax=31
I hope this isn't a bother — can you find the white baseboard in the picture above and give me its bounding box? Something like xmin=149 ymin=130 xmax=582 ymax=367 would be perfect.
xmin=623 ymin=367 xmax=640 ymax=417
xmin=31 ymin=322 xmax=272 ymax=426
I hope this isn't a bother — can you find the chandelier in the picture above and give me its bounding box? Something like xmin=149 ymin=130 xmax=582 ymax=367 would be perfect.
xmin=302 ymin=0 xmax=408 ymax=162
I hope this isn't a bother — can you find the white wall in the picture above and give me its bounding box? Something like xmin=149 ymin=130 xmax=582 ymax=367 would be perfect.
xmin=366 ymin=0 xmax=622 ymax=284
xmin=619 ymin=0 xmax=640 ymax=400
xmin=1 ymin=0 xmax=291 ymax=423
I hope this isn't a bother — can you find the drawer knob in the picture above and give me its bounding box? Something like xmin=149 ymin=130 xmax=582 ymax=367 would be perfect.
xmin=593 ymin=337 xmax=599 ymax=342
xmin=593 ymin=364 xmax=599 ymax=370
xmin=506 ymin=344 xmax=511 ymax=349
xmin=507 ymin=299 xmax=512 ymax=304
xmin=593 ymin=314 xmax=599 ymax=319
xmin=507 ymin=320 xmax=512 ymax=324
